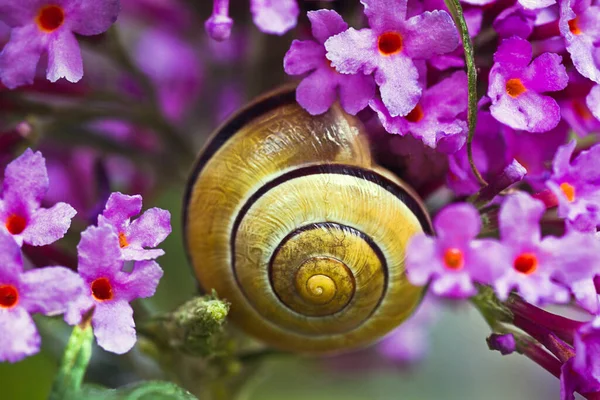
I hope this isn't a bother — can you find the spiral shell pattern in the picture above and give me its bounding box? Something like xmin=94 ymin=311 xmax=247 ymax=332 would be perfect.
xmin=184 ymin=88 xmax=431 ymax=353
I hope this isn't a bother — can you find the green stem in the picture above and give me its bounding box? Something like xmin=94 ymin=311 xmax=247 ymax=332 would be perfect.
xmin=444 ymin=0 xmax=486 ymax=186
xmin=49 ymin=317 xmax=94 ymax=400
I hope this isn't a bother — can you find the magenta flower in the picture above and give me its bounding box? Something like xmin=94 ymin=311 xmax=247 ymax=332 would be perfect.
xmin=133 ymin=28 xmax=202 ymax=122
xmin=493 ymin=4 xmax=536 ymax=39
xmin=324 ymin=0 xmax=459 ymax=117
xmin=0 ymin=149 xmax=76 ymax=247
xmin=97 ymin=192 xmax=171 ymax=261
xmin=560 ymin=73 xmax=600 ymax=137
xmin=487 ymin=333 xmax=516 ymax=355
xmin=205 ymin=0 xmax=298 ymax=40
xmin=406 ymin=203 xmax=504 ymax=298
xmin=369 ymin=71 xmax=468 ymax=153
xmin=69 ymin=224 xmax=163 ymax=354
xmin=488 ymin=37 xmax=568 ymax=132
xmin=547 ymin=141 xmax=600 ymax=231
xmin=283 ymin=10 xmax=375 ymax=116
xmin=0 ymin=230 xmax=85 ymax=362
xmin=561 ymin=318 xmax=600 ymax=400
xmin=559 ymin=0 xmax=600 ymax=84
xmin=493 ymin=193 xmax=600 ymax=306
xmin=0 ymin=0 xmax=120 ymax=89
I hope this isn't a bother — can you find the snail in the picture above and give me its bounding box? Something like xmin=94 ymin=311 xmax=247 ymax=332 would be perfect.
xmin=183 ymin=86 xmax=432 ymax=354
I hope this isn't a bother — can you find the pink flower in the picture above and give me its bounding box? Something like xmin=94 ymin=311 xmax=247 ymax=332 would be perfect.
xmin=0 ymin=0 xmax=120 ymax=88
xmin=0 ymin=149 xmax=76 ymax=247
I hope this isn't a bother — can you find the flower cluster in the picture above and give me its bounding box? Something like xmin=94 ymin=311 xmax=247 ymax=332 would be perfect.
xmin=0 ymin=149 xmax=170 ymax=361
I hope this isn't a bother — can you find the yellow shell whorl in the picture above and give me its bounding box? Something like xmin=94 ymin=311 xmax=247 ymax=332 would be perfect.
xmin=184 ymin=88 xmax=431 ymax=354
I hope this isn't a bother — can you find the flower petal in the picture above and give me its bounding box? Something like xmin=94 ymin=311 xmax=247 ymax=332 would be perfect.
xmin=121 ymin=247 xmax=165 ymax=261
xmin=307 ymin=9 xmax=347 ymax=44
xmin=92 ymin=300 xmax=136 ymax=354
xmin=524 ymin=52 xmax=569 ymax=92
xmin=283 ymin=40 xmax=325 ymax=76
xmin=100 ymin=192 xmax=142 ymax=231
xmin=376 ymin=56 xmax=421 ymax=117
xmin=0 ymin=230 xmax=23 ymax=283
xmin=68 ymin=0 xmax=120 ymax=36
xmin=338 ymin=73 xmax=376 ymax=115
xmin=20 ymin=267 xmax=85 ymax=317
xmin=434 ymin=203 xmax=481 ymax=244
xmin=46 ymin=30 xmax=83 ymax=83
xmin=0 ymin=25 xmax=44 ymax=89
xmin=125 ymin=208 xmax=171 ymax=249
xmin=404 ymin=11 xmax=459 ymax=59
xmin=361 ymin=0 xmax=407 ymax=32
xmin=295 ymin=67 xmax=338 ymax=115
xmin=325 ymin=28 xmax=378 ymax=75
xmin=499 ymin=192 xmax=545 ymax=246
xmin=77 ymin=225 xmax=122 ymax=281
xmin=250 ymin=0 xmax=299 ymax=35
xmin=0 ymin=0 xmax=40 ymax=27
xmin=494 ymin=36 xmax=532 ymax=68
xmin=587 ymin=84 xmax=600 ymax=120
xmin=0 ymin=307 xmax=40 ymax=362
xmin=2 ymin=148 xmax=48 ymax=213
xmin=490 ymin=89 xmax=561 ymax=132
xmin=21 ymin=203 xmax=76 ymax=246
xmin=114 ymin=260 xmax=163 ymax=301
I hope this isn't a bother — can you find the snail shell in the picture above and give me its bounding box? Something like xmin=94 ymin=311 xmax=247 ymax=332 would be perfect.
xmin=183 ymin=87 xmax=431 ymax=354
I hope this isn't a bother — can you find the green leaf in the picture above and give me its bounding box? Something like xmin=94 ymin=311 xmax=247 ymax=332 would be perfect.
xmin=444 ymin=0 xmax=486 ymax=186
xmin=78 ymin=381 xmax=198 ymax=400
xmin=49 ymin=322 xmax=94 ymax=400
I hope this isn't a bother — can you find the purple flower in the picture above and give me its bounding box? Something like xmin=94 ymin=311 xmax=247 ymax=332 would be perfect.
xmin=283 ymin=10 xmax=375 ymax=115
xmin=0 ymin=149 xmax=76 ymax=246
xmin=561 ymin=318 xmax=600 ymax=400
xmin=324 ymin=0 xmax=459 ymax=117
xmin=488 ymin=37 xmax=568 ymax=132
xmin=205 ymin=0 xmax=298 ymax=40
xmin=559 ymin=0 xmax=600 ymax=84
xmin=69 ymin=224 xmax=163 ymax=354
xmin=504 ymin=120 xmax=569 ymax=190
xmin=493 ymin=192 xmax=596 ymax=305
xmin=493 ymin=4 xmax=537 ymax=39
xmin=547 ymin=141 xmax=600 ymax=231
xmin=205 ymin=0 xmax=233 ymax=41
xmin=560 ymin=73 xmax=600 ymax=137
xmin=250 ymin=0 xmax=299 ymax=35
xmin=487 ymin=333 xmax=517 ymax=355
xmin=133 ymin=28 xmax=202 ymax=122
xmin=0 ymin=230 xmax=85 ymax=362
xmin=369 ymin=71 xmax=468 ymax=153
xmin=406 ymin=203 xmax=504 ymax=298
xmin=0 ymin=0 xmax=120 ymax=89
xmin=97 ymin=192 xmax=171 ymax=261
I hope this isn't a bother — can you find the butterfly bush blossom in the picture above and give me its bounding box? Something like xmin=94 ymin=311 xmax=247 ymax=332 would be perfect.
xmin=0 ymin=0 xmax=120 ymax=88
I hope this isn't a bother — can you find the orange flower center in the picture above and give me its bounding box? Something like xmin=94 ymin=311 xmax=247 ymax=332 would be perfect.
xmin=0 ymin=285 xmax=19 ymax=308
xmin=443 ymin=248 xmax=464 ymax=270
xmin=560 ymin=182 xmax=575 ymax=202
xmin=506 ymin=78 xmax=527 ymax=98
xmin=36 ymin=5 xmax=65 ymax=33
xmin=91 ymin=277 xmax=113 ymax=301
xmin=378 ymin=32 xmax=403 ymax=56
xmin=568 ymin=17 xmax=582 ymax=35
xmin=405 ymin=104 xmax=424 ymax=123
xmin=118 ymin=232 xmax=129 ymax=248
xmin=513 ymin=253 xmax=538 ymax=275
xmin=5 ymin=214 xmax=27 ymax=235
xmin=572 ymin=100 xmax=594 ymax=120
